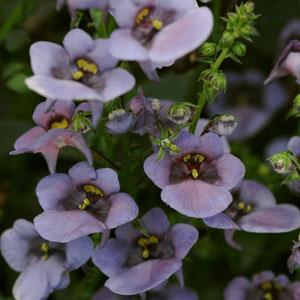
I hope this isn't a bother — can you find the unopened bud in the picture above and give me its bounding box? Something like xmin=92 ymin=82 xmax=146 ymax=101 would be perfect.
xmin=268 ymin=152 xmax=296 ymax=175
xmin=205 ymin=113 xmax=238 ymax=136
xmin=167 ymin=103 xmax=192 ymax=125
xmin=72 ymin=111 xmax=92 ymax=133
xmin=200 ymin=42 xmax=217 ymax=57
xmin=108 ymin=109 xmax=126 ymax=121
xmin=232 ymin=42 xmax=246 ymax=57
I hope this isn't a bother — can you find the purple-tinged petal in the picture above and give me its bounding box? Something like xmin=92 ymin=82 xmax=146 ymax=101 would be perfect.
xmin=105 ymin=193 xmax=139 ymax=229
xmin=68 ymin=0 xmax=108 ymax=12
xmin=34 ymin=210 xmax=106 ymax=242
xmin=0 ymin=220 xmax=38 ymax=272
xmin=13 ymin=257 xmax=67 ymax=300
xmin=288 ymin=136 xmax=300 ymax=157
xmin=63 ymin=29 xmax=94 ymax=60
xmin=143 ymin=153 xmax=173 ymax=189
xmin=36 ymin=173 xmax=77 ymax=210
xmin=162 ymin=284 xmax=199 ymax=300
xmin=92 ymin=287 xmax=122 ymax=300
xmin=252 ymin=271 xmax=274 ymax=286
xmin=139 ymin=60 xmax=160 ymax=82
xmin=287 ymin=244 xmax=300 ymax=273
xmin=149 ymin=8 xmax=213 ymax=63
xmin=26 ymin=75 xmax=102 ymax=101
xmin=288 ymin=180 xmax=300 ymax=196
xmin=213 ymin=154 xmax=245 ymax=190
xmin=105 ymin=258 xmax=182 ymax=295
xmin=157 ymin=0 xmax=198 ymax=17
xmin=263 ymin=81 xmax=287 ymax=114
xmin=203 ymin=213 xmax=239 ymax=230
xmin=140 ymin=207 xmax=170 ymax=237
xmin=98 ymin=68 xmax=135 ymax=102
xmin=161 ymin=180 xmax=232 ymax=218
xmin=224 ymin=277 xmax=253 ymax=300
xmin=115 ymin=223 xmax=141 ymax=246
xmin=109 ymin=29 xmax=148 ymax=61
xmin=29 ymin=42 xmax=70 ymax=76
xmin=65 ymin=236 xmax=93 ymax=270
xmin=92 ymin=239 xmax=129 ymax=277
xmin=264 ymin=136 xmax=289 ymax=158
xmin=224 ymin=229 xmax=242 ymax=251
xmin=239 ymin=180 xmax=276 ymax=208
xmin=239 ymin=204 xmax=300 ymax=233
xmin=33 ymin=100 xmax=75 ymax=128
xmin=92 ymin=168 xmax=120 ymax=195
xmin=290 ymin=282 xmax=300 ymax=299
xmin=68 ymin=161 xmax=97 ymax=187
xmin=12 ymin=126 xmax=45 ymax=151
xmin=89 ymin=100 xmax=104 ymax=127
xmin=166 ymin=224 xmax=198 ymax=259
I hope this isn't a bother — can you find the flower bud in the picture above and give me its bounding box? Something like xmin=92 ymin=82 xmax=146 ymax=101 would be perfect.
xmin=149 ymin=98 xmax=161 ymax=112
xmin=240 ymin=25 xmax=253 ymax=37
xmin=108 ymin=109 xmax=126 ymax=121
xmin=293 ymin=95 xmax=300 ymax=110
xmin=232 ymin=42 xmax=246 ymax=57
xmin=244 ymin=1 xmax=255 ymax=14
xmin=200 ymin=42 xmax=217 ymax=57
xmin=268 ymin=152 xmax=296 ymax=175
xmin=221 ymin=31 xmax=235 ymax=47
xmin=72 ymin=111 xmax=93 ymax=133
xmin=205 ymin=113 xmax=238 ymax=136
xmin=167 ymin=103 xmax=192 ymax=125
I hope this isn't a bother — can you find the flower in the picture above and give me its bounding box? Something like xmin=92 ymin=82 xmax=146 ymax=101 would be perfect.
xmin=34 ymin=161 xmax=139 ymax=243
xmin=207 ymin=70 xmax=287 ymax=140
xmin=265 ymin=40 xmax=300 ymax=85
xmin=288 ymin=236 xmax=300 ymax=273
xmin=26 ymin=28 xmax=135 ymax=102
xmin=92 ymin=207 xmax=198 ymax=295
xmin=278 ymin=19 xmax=300 ymax=51
xmin=0 ymin=219 xmax=93 ymax=300
xmin=144 ymin=131 xmax=245 ymax=218
xmin=224 ymin=271 xmax=300 ymax=300
xmin=57 ymin=0 xmax=108 ymax=16
xmin=108 ymin=0 xmax=213 ymax=80
xmin=10 ymin=100 xmax=93 ymax=174
xmin=204 ymin=180 xmax=300 ymax=249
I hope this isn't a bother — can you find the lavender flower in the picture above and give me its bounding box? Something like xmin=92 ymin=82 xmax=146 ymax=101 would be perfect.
xmin=109 ymin=0 xmax=213 ymax=80
xmin=208 ymin=71 xmax=287 ymax=140
xmin=224 ymin=271 xmax=300 ymax=300
xmin=265 ymin=40 xmax=300 ymax=85
xmin=10 ymin=100 xmax=93 ymax=174
xmin=278 ymin=20 xmax=300 ymax=51
xmin=288 ymin=236 xmax=300 ymax=273
xmin=26 ymin=29 xmax=135 ymax=102
xmin=92 ymin=208 xmax=198 ymax=295
xmin=144 ymin=131 xmax=245 ymax=218
xmin=57 ymin=0 xmax=108 ymax=16
xmin=34 ymin=161 xmax=138 ymax=242
xmin=0 ymin=219 xmax=93 ymax=300
xmin=204 ymin=180 xmax=300 ymax=249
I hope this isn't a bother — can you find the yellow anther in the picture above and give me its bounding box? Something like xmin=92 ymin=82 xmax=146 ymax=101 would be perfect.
xmin=72 ymin=70 xmax=84 ymax=80
xmin=51 ymin=118 xmax=69 ymax=129
xmin=169 ymin=144 xmax=179 ymax=152
xmin=83 ymin=185 xmax=104 ymax=197
xmin=135 ymin=7 xmax=150 ymax=24
xmin=79 ymin=198 xmax=91 ymax=210
xmin=263 ymin=292 xmax=273 ymax=300
xmin=245 ymin=204 xmax=252 ymax=213
xmin=192 ymin=168 xmax=199 ymax=179
xmin=148 ymin=235 xmax=158 ymax=244
xmin=237 ymin=202 xmax=246 ymax=210
xmin=152 ymin=19 xmax=163 ymax=30
xmin=261 ymin=281 xmax=273 ymax=290
xmin=137 ymin=237 xmax=149 ymax=248
xmin=195 ymin=154 xmax=205 ymax=163
xmin=274 ymin=283 xmax=282 ymax=291
xmin=142 ymin=249 xmax=150 ymax=259
xmin=76 ymin=59 xmax=98 ymax=74
xmin=183 ymin=154 xmax=191 ymax=162
xmin=41 ymin=254 xmax=49 ymax=260
xmin=40 ymin=242 xmax=49 ymax=260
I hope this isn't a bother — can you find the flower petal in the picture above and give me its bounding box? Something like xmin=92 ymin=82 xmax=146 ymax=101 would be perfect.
xmin=115 ymin=223 xmax=141 ymax=246
xmin=12 ymin=126 xmax=45 ymax=151
xmin=224 ymin=277 xmax=254 ymax=300
xmin=203 ymin=213 xmax=239 ymax=230
xmin=34 ymin=210 xmax=106 ymax=242
xmin=68 ymin=161 xmax=97 ymax=187
xmin=161 ymin=180 xmax=232 ymax=218
xmin=288 ymin=136 xmax=300 ymax=157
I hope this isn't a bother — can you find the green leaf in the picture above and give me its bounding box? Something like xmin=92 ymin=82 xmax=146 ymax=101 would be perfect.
xmin=6 ymin=73 xmax=29 ymax=94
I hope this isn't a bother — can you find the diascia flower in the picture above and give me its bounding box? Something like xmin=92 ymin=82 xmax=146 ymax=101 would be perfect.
xmin=108 ymin=0 xmax=213 ymax=80
xmin=92 ymin=208 xmax=198 ymax=295
xmin=204 ymin=180 xmax=300 ymax=249
xmin=57 ymin=0 xmax=108 ymax=16
xmin=0 ymin=219 xmax=93 ymax=300
xmin=265 ymin=40 xmax=300 ymax=85
xmin=10 ymin=100 xmax=93 ymax=174
xmin=34 ymin=162 xmax=138 ymax=243
xmin=144 ymin=131 xmax=245 ymax=218
xmin=224 ymin=271 xmax=300 ymax=300
xmin=26 ymin=28 xmax=135 ymax=102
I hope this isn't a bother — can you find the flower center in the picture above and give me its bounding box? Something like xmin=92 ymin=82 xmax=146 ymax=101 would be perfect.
xmin=72 ymin=58 xmax=98 ymax=80
xmin=40 ymin=242 xmax=50 ymax=260
xmin=50 ymin=117 xmax=69 ymax=129
xmin=182 ymin=153 xmax=205 ymax=179
xmin=260 ymin=281 xmax=282 ymax=300
xmin=78 ymin=184 xmax=104 ymax=210
xmin=136 ymin=235 xmax=159 ymax=259
xmin=134 ymin=7 xmax=164 ymax=30
xmin=236 ymin=201 xmax=252 ymax=214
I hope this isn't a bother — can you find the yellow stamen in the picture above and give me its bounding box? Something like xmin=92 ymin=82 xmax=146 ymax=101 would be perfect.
xmin=195 ymin=154 xmax=205 ymax=163
xmin=263 ymin=292 xmax=273 ymax=300
xmin=237 ymin=202 xmax=245 ymax=210
xmin=148 ymin=235 xmax=158 ymax=244
xmin=72 ymin=70 xmax=84 ymax=80
xmin=76 ymin=59 xmax=98 ymax=74
xmin=261 ymin=282 xmax=273 ymax=290
xmin=142 ymin=249 xmax=150 ymax=259
xmin=274 ymin=283 xmax=282 ymax=291
xmin=152 ymin=19 xmax=163 ymax=30
xmin=40 ymin=242 xmax=49 ymax=260
xmin=51 ymin=118 xmax=69 ymax=129
xmin=83 ymin=185 xmax=104 ymax=197
xmin=135 ymin=7 xmax=150 ymax=24
xmin=169 ymin=144 xmax=179 ymax=152
xmin=137 ymin=237 xmax=149 ymax=248
xmin=183 ymin=154 xmax=191 ymax=162
xmin=192 ymin=168 xmax=199 ymax=179
xmin=79 ymin=198 xmax=91 ymax=210
xmin=245 ymin=204 xmax=252 ymax=213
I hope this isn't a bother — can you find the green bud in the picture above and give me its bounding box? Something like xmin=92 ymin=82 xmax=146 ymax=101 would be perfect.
xmin=232 ymin=42 xmax=246 ymax=57
xmin=200 ymin=42 xmax=217 ymax=57
xmin=268 ymin=152 xmax=296 ymax=175
xmin=244 ymin=1 xmax=255 ymax=14
xmin=221 ymin=31 xmax=235 ymax=47
xmin=167 ymin=103 xmax=192 ymax=125
xmin=201 ymin=70 xmax=227 ymax=100
xmin=72 ymin=111 xmax=93 ymax=133
xmin=240 ymin=25 xmax=253 ymax=37
xmin=293 ymin=94 xmax=300 ymax=109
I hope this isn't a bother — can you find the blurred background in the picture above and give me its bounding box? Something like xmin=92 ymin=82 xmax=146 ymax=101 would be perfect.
xmin=1 ymin=0 xmax=300 ymax=299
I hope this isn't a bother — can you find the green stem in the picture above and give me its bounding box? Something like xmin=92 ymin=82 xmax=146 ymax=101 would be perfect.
xmin=211 ymin=48 xmax=229 ymax=71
